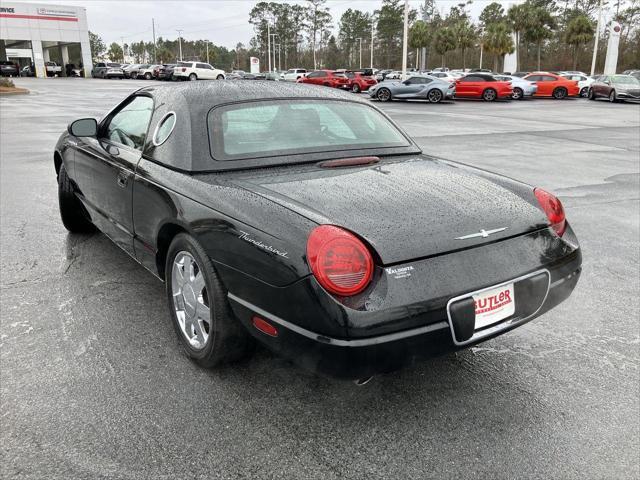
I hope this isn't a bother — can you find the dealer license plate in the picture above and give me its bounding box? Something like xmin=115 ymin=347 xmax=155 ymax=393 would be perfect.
xmin=473 ymin=283 xmax=515 ymax=329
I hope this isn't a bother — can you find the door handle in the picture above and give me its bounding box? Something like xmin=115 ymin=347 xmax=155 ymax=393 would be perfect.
xmin=116 ymin=172 xmax=128 ymax=188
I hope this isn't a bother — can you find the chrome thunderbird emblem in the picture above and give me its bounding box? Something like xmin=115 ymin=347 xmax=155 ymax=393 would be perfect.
xmin=455 ymin=227 xmax=508 ymax=240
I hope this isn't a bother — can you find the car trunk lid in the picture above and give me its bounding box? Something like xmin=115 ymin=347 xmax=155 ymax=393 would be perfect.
xmin=233 ymin=157 xmax=548 ymax=265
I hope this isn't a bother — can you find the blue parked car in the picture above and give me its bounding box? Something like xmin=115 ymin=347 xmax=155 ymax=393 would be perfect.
xmin=495 ymin=75 xmax=538 ymax=100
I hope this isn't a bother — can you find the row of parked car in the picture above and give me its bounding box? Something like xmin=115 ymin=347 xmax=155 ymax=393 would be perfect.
xmin=294 ymin=67 xmax=640 ymax=104
xmin=86 ymin=60 xmax=640 ymax=103
xmin=91 ymin=61 xmax=227 ymax=81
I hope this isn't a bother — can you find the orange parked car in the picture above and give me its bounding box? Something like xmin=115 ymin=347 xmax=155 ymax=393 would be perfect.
xmin=523 ymin=72 xmax=580 ymax=99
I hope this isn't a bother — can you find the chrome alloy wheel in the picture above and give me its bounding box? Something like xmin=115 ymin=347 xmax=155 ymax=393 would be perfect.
xmin=171 ymin=251 xmax=210 ymax=350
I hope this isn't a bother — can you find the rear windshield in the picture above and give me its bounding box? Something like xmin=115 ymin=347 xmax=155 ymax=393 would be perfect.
xmin=208 ymin=100 xmax=409 ymax=161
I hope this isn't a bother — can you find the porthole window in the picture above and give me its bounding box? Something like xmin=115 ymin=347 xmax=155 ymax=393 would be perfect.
xmin=152 ymin=112 xmax=176 ymax=146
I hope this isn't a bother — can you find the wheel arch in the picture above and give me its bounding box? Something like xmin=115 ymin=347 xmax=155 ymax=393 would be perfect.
xmin=155 ymin=221 xmax=191 ymax=281
xmin=54 ymin=150 xmax=63 ymax=175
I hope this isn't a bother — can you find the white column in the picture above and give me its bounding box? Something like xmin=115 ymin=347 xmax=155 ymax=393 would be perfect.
xmin=61 ymin=44 xmax=70 ymax=71
xmin=32 ymin=40 xmax=46 ymax=78
xmin=603 ymin=21 xmax=621 ymax=75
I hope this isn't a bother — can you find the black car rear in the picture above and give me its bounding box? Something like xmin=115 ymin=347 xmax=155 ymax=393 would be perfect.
xmin=54 ymin=82 xmax=582 ymax=380
xmin=157 ymin=64 xmax=177 ymax=80
xmin=1 ymin=61 xmax=19 ymax=77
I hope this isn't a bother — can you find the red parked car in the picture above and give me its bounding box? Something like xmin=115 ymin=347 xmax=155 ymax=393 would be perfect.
xmin=454 ymin=73 xmax=513 ymax=101
xmin=299 ymin=70 xmax=351 ymax=89
xmin=523 ymin=72 xmax=580 ymax=99
xmin=344 ymin=71 xmax=378 ymax=93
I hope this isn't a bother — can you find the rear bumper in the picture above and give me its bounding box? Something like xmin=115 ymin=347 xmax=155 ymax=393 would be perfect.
xmin=229 ymin=249 xmax=582 ymax=380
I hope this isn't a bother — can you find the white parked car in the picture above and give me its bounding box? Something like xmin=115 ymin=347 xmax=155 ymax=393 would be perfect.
xmin=430 ymin=71 xmax=458 ymax=83
xmin=173 ymin=62 xmax=225 ymax=81
xmin=385 ymin=71 xmax=403 ymax=80
xmin=562 ymin=73 xmax=594 ymax=97
xmin=137 ymin=64 xmax=160 ymax=80
xmin=45 ymin=61 xmax=62 ymax=77
xmin=282 ymin=68 xmax=307 ymax=81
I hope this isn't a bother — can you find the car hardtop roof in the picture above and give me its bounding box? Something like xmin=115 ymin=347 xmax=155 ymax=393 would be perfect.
xmin=139 ymin=79 xmax=367 ymax=107
xmin=464 ymin=73 xmax=497 ymax=80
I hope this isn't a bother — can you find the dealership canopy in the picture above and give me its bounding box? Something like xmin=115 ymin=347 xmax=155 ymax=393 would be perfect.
xmin=1 ymin=2 xmax=93 ymax=77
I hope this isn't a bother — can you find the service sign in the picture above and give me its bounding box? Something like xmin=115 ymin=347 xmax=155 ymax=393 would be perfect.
xmin=37 ymin=7 xmax=77 ymax=18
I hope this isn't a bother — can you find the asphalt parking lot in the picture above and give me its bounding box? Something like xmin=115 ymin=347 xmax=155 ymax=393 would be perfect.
xmin=1 ymin=78 xmax=639 ymax=479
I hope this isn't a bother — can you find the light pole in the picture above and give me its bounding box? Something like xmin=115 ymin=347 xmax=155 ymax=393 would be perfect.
xmin=269 ymin=33 xmax=277 ymax=72
xmin=370 ymin=17 xmax=375 ymax=69
xmin=275 ymin=43 xmax=281 ymax=71
xmin=152 ymin=18 xmax=156 ymax=63
xmin=206 ymin=40 xmax=210 ymax=64
xmin=267 ymin=23 xmax=271 ymax=72
xmin=176 ymin=29 xmax=183 ymax=61
xmin=401 ymin=0 xmax=409 ymax=79
xmin=356 ymin=37 xmax=363 ymax=69
xmin=591 ymin=0 xmax=603 ymax=75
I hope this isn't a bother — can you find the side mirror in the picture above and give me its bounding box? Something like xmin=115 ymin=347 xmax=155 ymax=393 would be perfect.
xmin=68 ymin=118 xmax=97 ymax=137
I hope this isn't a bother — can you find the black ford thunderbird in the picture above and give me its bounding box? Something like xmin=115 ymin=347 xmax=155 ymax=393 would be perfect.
xmin=54 ymin=82 xmax=581 ymax=380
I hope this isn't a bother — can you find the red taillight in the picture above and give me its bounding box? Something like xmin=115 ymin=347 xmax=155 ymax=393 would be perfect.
xmin=534 ymin=188 xmax=566 ymax=236
xmin=252 ymin=316 xmax=278 ymax=337
xmin=306 ymin=225 xmax=374 ymax=296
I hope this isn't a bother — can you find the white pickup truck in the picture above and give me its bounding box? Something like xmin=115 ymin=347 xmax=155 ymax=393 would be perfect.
xmin=45 ymin=61 xmax=62 ymax=77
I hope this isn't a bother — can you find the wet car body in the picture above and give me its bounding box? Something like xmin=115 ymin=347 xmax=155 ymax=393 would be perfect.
xmin=54 ymin=82 xmax=582 ymax=380
xmin=369 ymin=75 xmax=455 ymax=102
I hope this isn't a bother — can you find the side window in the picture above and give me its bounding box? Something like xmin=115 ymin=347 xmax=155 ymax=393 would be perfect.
xmin=103 ymin=96 xmax=154 ymax=150
xmin=542 ymin=76 xmax=555 ymax=82
xmin=461 ymin=75 xmax=481 ymax=82
xmin=317 ymin=71 xmax=327 ymax=78
xmin=306 ymin=72 xmax=319 ymax=78
xmin=196 ymin=63 xmax=207 ymax=69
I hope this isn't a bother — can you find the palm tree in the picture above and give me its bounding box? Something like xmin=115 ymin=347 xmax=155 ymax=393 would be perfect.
xmin=524 ymin=7 xmax=555 ymax=71
xmin=454 ymin=20 xmax=477 ymax=70
xmin=433 ymin=27 xmax=456 ymax=67
xmin=507 ymin=3 xmax=531 ymax=72
xmin=565 ymin=14 xmax=595 ymax=70
xmin=483 ymin=22 xmax=515 ymax=72
xmin=409 ymin=20 xmax=432 ymax=70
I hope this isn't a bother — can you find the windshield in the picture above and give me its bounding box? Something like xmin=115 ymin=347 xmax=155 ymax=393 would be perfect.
xmin=612 ymin=76 xmax=640 ymax=85
xmin=208 ymin=99 xmax=410 ymax=161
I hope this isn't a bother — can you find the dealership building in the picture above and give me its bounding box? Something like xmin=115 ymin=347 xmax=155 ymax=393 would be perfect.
xmin=0 ymin=2 xmax=92 ymax=77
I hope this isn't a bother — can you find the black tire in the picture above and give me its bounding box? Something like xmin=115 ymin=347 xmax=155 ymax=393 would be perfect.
xmin=216 ymin=74 xmax=224 ymax=80
xmin=166 ymin=234 xmax=254 ymax=367
xmin=377 ymin=88 xmax=392 ymax=102
xmin=580 ymin=87 xmax=589 ymax=98
xmin=512 ymin=87 xmax=524 ymax=100
xmin=145 ymin=72 xmax=152 ymax=80
xmin=552 ymin=87 xmax=567 ymax=99
xmin=609 ymin=90 xmax=616 ymax=103
xmin=352 ymin=83 xmax=361 ymax=93
xmin=589 ymin=88 xmax=596 ymax=100
xmin=482 ymin=88 xmax=497 ymax=101
xmin=58 ymin=164 xmax=94 ymax=233
xmin=427 ymin=89 xmax=443 ymax=103
xmin=189 ymin=73 xmax=197 ymax=81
